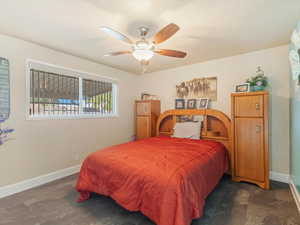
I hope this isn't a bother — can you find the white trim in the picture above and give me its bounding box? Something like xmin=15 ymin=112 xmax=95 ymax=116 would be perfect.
xmin=27 ymin=113 xmax=119 ymax=120
xmin=290 ymin=178 xmax=300 ymax=213
xmin=79 ymin=77 xmax=83 ymax=115
xmin=269 ymin=171 xmax=300 ymax=212
xmin=270 ymin=171 xmax=290 ymax=183
xmin=0 ymin=166 xmax=298 ymax=213
xmin=25 ymin=59 xmax=119 ymax=120
xmin=113 ymin=83 xmax=118 ymax=115
xmin=25 ymin=60 xmax=31 ymax=119
xmin=0 ymin=164 xmax=81 ymax=199
xmin=26 ymin=59 xmax=119 ymax=83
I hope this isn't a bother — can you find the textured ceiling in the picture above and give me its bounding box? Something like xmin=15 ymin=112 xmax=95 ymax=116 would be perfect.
xmin=0 ymin=0 xmax=299 ymax=74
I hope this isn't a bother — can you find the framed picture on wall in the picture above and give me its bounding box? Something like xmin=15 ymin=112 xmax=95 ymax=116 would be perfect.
xmin=235 ymin=83 xmax=250 ymax=93
xmin=199 ymin=98 xmax=209 ymax=109
xmin=175 ymin=99 xmax=185 ymax=109
xmin=176 ymin=77 xmax=217 ymax=101
xmin=187 ymin=99 xmax=197 ymax=109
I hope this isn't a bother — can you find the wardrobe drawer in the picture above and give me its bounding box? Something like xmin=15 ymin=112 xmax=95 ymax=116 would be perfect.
xmin=234 ymin=95 xmax=263 ymax=117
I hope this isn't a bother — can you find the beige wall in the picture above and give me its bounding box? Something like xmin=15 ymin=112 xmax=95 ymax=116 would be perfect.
xmin=0 ymin=34 xmax=290 ymax=187
xmin=0 ymin=34 xmax=137 ymax=186
xmin=137 ymin=45 xmax=290 ymax=174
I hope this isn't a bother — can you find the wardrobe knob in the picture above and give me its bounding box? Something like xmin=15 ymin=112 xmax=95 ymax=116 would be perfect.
xmin=255 ymin=125 xmax=261 ymax=133
xmin=255 ymin=103 xmax=260 ymax=110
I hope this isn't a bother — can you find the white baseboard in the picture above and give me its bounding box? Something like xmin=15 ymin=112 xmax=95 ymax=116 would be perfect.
xmin=270 ymin=171 xmax=290 ymax=183
xmin=290 ymin=178 xmax=300 ymax=213
xmin=0 ymin=164 xmax=81 ymax=199
xmin=0 ymin=167 xmax=296 ymax=205
xmin=270 ymin=172 xmax=300 ymax=213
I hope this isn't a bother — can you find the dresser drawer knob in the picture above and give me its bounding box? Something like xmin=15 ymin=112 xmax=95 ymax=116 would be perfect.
xmin=255 ymin=103 xmax=260 ymax=110
xmin=255 ymin=125 xmax=261 ymax=133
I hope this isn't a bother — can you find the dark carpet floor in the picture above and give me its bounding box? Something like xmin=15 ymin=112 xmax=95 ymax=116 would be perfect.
xmin=0 ymin=174 xmax=299 ymax=225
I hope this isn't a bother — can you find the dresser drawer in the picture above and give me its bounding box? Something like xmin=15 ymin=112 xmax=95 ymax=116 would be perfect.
xmin=136 ymin=102 xmax=151 ymax=116
xmin=234 ymin=95 xmax=263 ymax=117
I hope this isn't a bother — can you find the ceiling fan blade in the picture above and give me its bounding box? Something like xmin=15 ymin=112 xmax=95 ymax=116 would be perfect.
xmin=155 ymin=49 xmax=187 ymax=58
xmin=104 ymin=51 xmax=132 ymax=56
xmin=153 ymin=23 xmax=180 ymax=44
xmin=100 ymin=26 xmax=133 ymax=44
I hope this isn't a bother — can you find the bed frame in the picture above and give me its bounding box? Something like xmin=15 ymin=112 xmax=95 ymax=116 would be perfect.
xmin=156 ymin=109 xmax=233 ymax=174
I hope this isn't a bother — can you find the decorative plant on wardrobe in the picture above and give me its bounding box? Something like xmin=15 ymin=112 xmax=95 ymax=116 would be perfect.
xmin=246 ymin=66 xmax=268 ymax=91
xmin=0 ymin=119 xmax=14 ymax=145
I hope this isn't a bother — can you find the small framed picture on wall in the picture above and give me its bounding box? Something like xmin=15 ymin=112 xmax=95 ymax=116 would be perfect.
xmin=235 ymin=83 xmax=250 ymax=93
xmin=187 ymin=99 xmax=197 ymax=109
xmin=175 ymin=99 xmax=185 ymax=109
xmin=199 ymin=98 xmax=209 ymax=109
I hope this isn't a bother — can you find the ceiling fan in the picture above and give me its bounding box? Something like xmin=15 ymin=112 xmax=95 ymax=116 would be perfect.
xmin=100 ymin=23 xmax=187 ymax=72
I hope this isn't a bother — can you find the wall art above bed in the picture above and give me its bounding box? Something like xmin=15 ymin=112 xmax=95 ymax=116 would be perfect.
xmin=176 ymin=77 xmax=217 ymax=101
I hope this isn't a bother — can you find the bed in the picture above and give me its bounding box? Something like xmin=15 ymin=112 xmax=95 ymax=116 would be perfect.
xmin=76 ymin=109 xmax=232 ymax=225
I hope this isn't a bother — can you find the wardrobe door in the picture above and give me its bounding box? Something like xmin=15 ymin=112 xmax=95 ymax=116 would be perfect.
xmin=136 ymin=116 xmax=151 ymax=140
xmin=235 ymin=117 xmax=264 ymax=182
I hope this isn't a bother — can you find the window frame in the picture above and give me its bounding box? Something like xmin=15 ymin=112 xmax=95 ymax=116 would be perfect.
xmin=26 ymin=59 xmax=119 ymax=120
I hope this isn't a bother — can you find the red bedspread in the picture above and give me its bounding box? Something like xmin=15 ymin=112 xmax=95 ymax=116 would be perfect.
xmin=76 ymin=136 xmax=228 ymax=225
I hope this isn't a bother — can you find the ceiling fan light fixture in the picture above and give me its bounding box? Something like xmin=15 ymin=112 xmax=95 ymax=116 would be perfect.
xmin=132 ymin=49 xmax=154 ymax=61
xmin=101 ymin=23 xmax=187 ymax=68
xmin=132 ymin=40 xmax=155 ymax=61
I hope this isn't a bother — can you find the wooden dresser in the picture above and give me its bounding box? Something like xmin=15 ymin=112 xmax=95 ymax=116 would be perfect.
xmin=135 ymin=100 xmax=160 ymax=140
xmin=231 ymin=91 xmax=269 ymax=189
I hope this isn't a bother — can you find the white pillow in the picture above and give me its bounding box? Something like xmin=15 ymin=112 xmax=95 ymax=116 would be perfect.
xmin=172 ymin=119 xmax=202 ymax=140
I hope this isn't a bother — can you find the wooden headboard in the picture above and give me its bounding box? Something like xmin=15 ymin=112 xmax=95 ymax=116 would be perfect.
xmin=156 ymin=109 xmax=233 ymax=174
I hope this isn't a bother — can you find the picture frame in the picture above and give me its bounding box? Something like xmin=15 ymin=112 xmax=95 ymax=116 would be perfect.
xmin=176 ymin=77 xmax=217 ymax=101
xmin=199 ymin=98 xmax=209 ymax=109
xmin=235 ymin=83 xmax=250 ymax=93
xmin=187 ymin=99 xmax=197 ymax=109
xmin=175 ymin=99 xmax=185 ymax=109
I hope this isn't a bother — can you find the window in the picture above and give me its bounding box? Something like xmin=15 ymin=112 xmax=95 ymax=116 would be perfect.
xmin=27 ymin=60 xmax=117 ymax=119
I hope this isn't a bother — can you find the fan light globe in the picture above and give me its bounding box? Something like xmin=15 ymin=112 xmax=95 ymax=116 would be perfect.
xmin=132 ymin=40 xmax=154 ymax=61
xmin=133 ymin=49 xmax=154 ymax=61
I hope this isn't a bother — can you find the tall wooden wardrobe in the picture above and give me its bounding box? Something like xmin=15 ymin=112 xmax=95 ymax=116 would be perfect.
xmin=231 ymin=91 xmax=269 ymax=189
xmin=135 ymin=100 xmax=160 ymax=140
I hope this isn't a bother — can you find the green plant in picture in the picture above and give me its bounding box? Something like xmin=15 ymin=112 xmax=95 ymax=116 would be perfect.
xmin=246 ymin=66 xmax=268 ymax=91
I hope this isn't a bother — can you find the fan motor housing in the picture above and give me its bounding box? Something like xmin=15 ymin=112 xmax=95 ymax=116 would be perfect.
xmin=138 ymin=26 xmax=149 ymax=37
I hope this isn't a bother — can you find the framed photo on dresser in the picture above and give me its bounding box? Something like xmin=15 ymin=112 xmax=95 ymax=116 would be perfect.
xmin=235 ymin=83 xmax=250 ymax=93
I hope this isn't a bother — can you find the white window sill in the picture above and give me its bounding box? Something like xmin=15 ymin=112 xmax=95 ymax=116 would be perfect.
xmin=26 ymin=113 xmax=119 ymax=120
